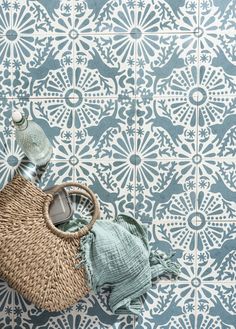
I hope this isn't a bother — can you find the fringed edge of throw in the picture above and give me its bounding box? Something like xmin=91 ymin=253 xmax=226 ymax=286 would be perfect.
xmin=74 ymin=233 xmax=96 ymax=291
xmin=149 ymin=250 xmax=181 ymax=279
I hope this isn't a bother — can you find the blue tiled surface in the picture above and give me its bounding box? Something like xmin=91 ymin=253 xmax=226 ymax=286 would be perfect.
xmin=0 ymin=0 xmax=236 ymax=328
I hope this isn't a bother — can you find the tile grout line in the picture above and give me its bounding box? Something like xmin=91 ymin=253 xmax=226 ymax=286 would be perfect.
xmin=10 ymin=8 xmax=16 ymax=324
xmin=72 ymin=0 xmax=77 ymax=210
xmin=72 ymin=27 xmax=76 ymax=161
xmin=0 ymin=31 xmax=207 ymax=37
xmin=133 ymin=5 xmax=137 ymax=328
xmin=194 ymin=3 xmax=201 ymax=329
xmin=4 ymin=93 xmax=236 ymax=101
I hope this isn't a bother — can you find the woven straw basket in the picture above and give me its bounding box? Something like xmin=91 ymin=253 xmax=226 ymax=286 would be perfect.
xmin=0 ymin=175 xmax=100 ymax=311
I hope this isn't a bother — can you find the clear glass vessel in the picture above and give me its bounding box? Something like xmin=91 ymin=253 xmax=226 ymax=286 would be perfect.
xmin=12 ymin=111 xmax=53 ymax=167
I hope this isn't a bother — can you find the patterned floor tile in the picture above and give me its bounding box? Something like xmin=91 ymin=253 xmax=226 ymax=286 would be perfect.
xmin=196 ymin=220 xmax=236 ymax=281
xmin=136 ymin=283 xmax=236 ymax=328
xmin=148 ymin=219 xmax=198 ymax=280
xmin=135 ymin=160 xmax=198 ymax=224
xmin=94 ymin=0 xmax=199 ymax=34
xmin=9 ymin=0 xmax=80 ymax=36
xmin=0 ymin=279 xmax=14 ymax=329
xmin=199 ymin=0 xmax=235 ymax=34
xmin=196 ymin=160 xmax=236 ymax=220
xmin=0 ymin=98 xmax=12 ymax=133
xmin=73 ymin=160 xmax=135 ymax=220
xmin=135 ymin=282 xmax=197 ymax=329
xmin=136 ymin=97 xmax=198 ymax=141
xmin=11 ymin=34 xmax=135 ymax=98
xmin=0 ymin=0 xmax=235 ymax=328
xmin=198 ymin=0 xmax=236 ymax=99
xmin=135 ymin=34 xmax=199 ymax=98
xmin=0 ymin=43 xmax=13 ymax=97
xmin=73 ymin=34 xmax=135 ymax=98
xmin=195 ymin=283 xmax=236 ymax=329
xmin=11 ymin=289 xmax=134 ymax=329
xmin=74 ymin=98 xmax=135 ymax=160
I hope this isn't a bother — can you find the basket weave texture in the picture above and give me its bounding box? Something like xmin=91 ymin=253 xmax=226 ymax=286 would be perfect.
xmin=0 ymin=175 xmax=99 ymax=311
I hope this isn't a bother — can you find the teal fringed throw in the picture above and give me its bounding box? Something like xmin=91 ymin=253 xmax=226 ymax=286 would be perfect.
xmin=58 ymin=214 xmax=180 ymax=315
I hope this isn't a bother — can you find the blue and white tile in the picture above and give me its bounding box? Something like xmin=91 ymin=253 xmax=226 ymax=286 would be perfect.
xmin=196 ymin=220 xmax=236 ymax=281
xmin=12 ymin=97 xmax=74 ymax=161
xmin=0 ymin=0 xmax=235 ymax=328
xmin=72 ymin=159 xmax=135 ymax=220
xmin=11 ymin=34 xmax=135 ymax=99
xmin=195 ymin=283 xmax=236 ymax=329
xmin=11 ymin=35 xmax=74 ymax=99
xmin=0 ymin=57 xmax=13 ymax=98
xmin=0 ymin=97 xmax=13 ymax=134
xmin=94 ymin=0 xmax=198 ymax=34
xmin=135 ymin=160 xmax=198 ymax=226
xmin=147 ymin=217 xmax=198 ymax=281
xmin=9 ymin=0 xmax=81 ymax=36
xmin=196 ymin=160 xmax=236 ymax=218
xmin=72 ymin=35 xmax=135 ymax=97
xmin=12 ymin=289 xmax=134 ymax=329
xmin=0 ymin=11 xmax=14 ymax=98
xmin=0 ymin=133 xmax=25 ymax=190
xmin=136 ymin=282 xmax=197 ymax=329
xmin=0 ymin=279 xmax=14 ymax=328
xmin=135 ymin=34 xmax=199 ymax=98
xmin=198 ymin=0 xmax=236 ymax=97
xmin=197 ymin=31 xmax=236 ymax=84
xmin=199 ymin=0 xmax=235 ymax=34
xmin=136 ymin=97 xmax=198 ymax=161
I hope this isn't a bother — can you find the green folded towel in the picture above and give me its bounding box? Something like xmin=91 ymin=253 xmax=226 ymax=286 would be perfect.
xmin=58 ymin=214 xmax=180 ymax=315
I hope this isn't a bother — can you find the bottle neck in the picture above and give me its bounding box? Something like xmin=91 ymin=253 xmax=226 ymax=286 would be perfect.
xmin=14 ymin=117 xmax=28 ymax=130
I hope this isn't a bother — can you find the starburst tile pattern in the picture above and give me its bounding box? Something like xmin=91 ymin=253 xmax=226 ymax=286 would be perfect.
xmin=0 ymin=0 xmax=236 ymax=328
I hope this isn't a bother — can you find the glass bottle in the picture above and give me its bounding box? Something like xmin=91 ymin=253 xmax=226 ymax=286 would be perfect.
xmin=12 ymin=111 xmax=53 ymax=167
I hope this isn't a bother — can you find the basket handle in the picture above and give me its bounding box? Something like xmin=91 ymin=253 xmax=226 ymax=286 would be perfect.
xmin=43 ymin=182 xmax=100 ymax=239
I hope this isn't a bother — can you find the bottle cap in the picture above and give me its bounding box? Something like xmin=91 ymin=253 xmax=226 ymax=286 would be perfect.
xmin=12 ymin=111 xmax=23 ymax=123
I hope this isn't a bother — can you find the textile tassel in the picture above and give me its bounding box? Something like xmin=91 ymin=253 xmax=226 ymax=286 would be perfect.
xmin=149 ymin=251 xmax=181 ymax=277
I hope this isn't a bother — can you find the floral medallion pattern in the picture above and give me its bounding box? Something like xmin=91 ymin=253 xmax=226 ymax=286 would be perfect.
xmin=0 ymin=0 xmax=235 ymax=328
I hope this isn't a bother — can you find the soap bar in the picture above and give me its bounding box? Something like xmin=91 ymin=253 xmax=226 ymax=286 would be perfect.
xmin=44 ymin=186 xmax=74 ymax=225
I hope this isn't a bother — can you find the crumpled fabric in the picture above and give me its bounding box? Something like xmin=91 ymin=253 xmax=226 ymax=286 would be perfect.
xmin=58 ymin=214 xmax=180 ymax=315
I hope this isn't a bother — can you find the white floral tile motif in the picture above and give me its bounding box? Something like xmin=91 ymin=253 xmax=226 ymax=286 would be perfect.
xmin=0 ymin=0 xmax=236 ymax=328
xmin=0 ymin=279 xmax=14 ymax=328
xmin=136 ymin=98 xmax=198 ymax=148
xmin=12 ymin=289 xmax=135 ymax=329
xmin=135 ymin=34 xmax=199 ymax=98
xmin=196 ymin=221 xmax=236 ymax=281
xmin=199 ymin=0 xmax=235 ymax=33
xmin=135 ymin=282 xmax=197 ymax=329
xmin=11 ymin=34 xmax=135 ymax=98
xmin=72 ymin=160 xmax=135 ymax=220
xmin=135 ymin=161 xmax=198 ymax=225
xmin=95 ymin=0 xmax=199 ymax=33
xmin=195 ymin=283 xmax=236 ymax=329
